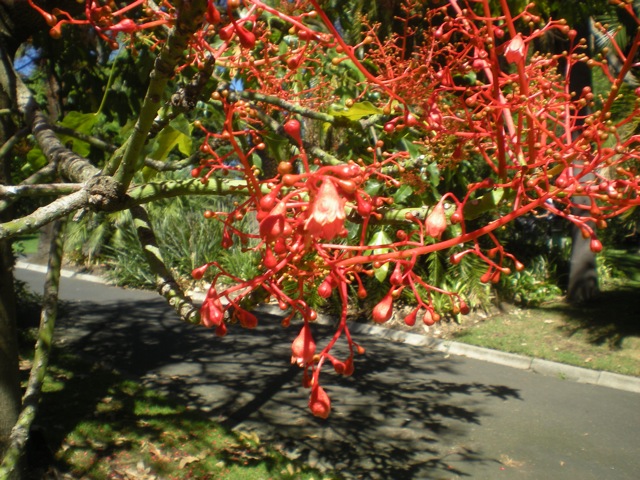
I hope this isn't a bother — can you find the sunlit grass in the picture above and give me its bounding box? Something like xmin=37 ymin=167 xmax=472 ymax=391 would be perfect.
xmin=454 ymin=278 xmax=640 ymax=377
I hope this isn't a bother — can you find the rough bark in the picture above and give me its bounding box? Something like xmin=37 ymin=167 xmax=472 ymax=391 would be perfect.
xmin=0 ymin=40 xmax=21 ymax=480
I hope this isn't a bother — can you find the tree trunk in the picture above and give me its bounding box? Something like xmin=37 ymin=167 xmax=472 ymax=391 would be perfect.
xmin=0 ymin=61 xmax=21 ymax=476
xmin=564 ymin=21 xmax=599 ymax=303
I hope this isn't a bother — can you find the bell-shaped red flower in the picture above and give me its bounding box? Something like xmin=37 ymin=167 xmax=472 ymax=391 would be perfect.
xmin=504 ymin=33 xmax=525 ymax=65
xmin=309 ymin=385 xmax=331 ymax=419
xmin=291 ymin=324 xmax=316 ymax=367
xmin=425 ymin=201 xmax=447 ymax=239
xmin=200 ymin=298 xmax=224 ymax=328
xmin=305 ymin=179 xmax=346 ymax=240
xmin=260 ymin=202 xmax=290 ymax=243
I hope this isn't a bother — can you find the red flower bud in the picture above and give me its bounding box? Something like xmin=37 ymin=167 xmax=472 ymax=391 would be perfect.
xmin=219 ymin=23 xmax=235 ymax=41
xmin=317 ymin=279 xmax=333 ymax=299
xmin=206 ymin=1 xmax=221 ymax=24
xmin=372 ymin=292 xmax=394 ymax=323
xmin=309 ymin=386 xmax=331 ymax=419
xmin=459 ymin=300 xmax=470 ymax=315
xmin=283 ymin=118 xmax=302 ymax=144
xmin=425 ymin=201 xmax=447 ymax=239
xmin=191 ymin=264 xmax=210 ymax=280
xmin=343 ymin=357 xmax=355 ymax=376
xmin=236 ymin=26 xmax=256 ymax=49
xmin=260 ymin=202 xmax=289 ymax=243
xmin=236 ymin=309 xmax=258 ymax=329
xmin=200 ymin=299 xmax=224 ymax=328
xmin=291 ymin=324 xmax=316 ymax=367
xmin=422 ymin=309 xmax=436 ymax=326
xmin=264 ymin=247 xmax=278 ymax=269
xmin=504 ymin=33 xmax=525 ymax=65
xmin=404 ymin=308 xmax=418 ymax=326
xmin=390 ymin=263 xmax=404 ymax=286
xmin=215 ymin=322 xmax=227 ymax=337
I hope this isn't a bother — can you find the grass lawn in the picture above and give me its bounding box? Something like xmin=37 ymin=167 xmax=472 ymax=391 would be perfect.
xmin=12 ymin=233 xmax=39 ymax=256
xmin=454 ymin=276 xmax=640 ymax=377
xmin=20 ymin=348 xmax=335 ymax=480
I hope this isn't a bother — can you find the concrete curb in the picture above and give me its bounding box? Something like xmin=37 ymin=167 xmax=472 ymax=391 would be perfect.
xmin=16 ymin=260 xmax=640 ymax=395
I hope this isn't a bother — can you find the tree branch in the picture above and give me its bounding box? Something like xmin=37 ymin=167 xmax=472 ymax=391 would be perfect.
xmin=0 ymin=189 xmax=85 ymax=240
xmin=113 ymin=0 xmax=207 ymax=188
xmin=0 ymin=220 xmax=64 ymax=478
xmin=50 ymin=124 xmax=118 ymax=153
xmin=129 ymin=204 xmax=200 ymax=323
xmin=126 ymin=178 xmax=252 ymax=206
xmin=0 ymin=183 xmax=82 ymax=200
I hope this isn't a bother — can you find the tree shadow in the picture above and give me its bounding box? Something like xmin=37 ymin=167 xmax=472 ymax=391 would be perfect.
xmin=28 ymin=294 xmax=522 ymax=479
xmin=535 ymin=282 xmax=640 ymax=350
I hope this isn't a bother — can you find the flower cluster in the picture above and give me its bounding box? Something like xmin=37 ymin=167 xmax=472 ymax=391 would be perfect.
xmin=32 ymin=0 xmax=640 ymax=417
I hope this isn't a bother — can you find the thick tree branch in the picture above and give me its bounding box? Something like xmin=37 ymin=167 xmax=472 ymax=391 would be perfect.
xmin=30 ymin=112 xmax=102 ymax=184
xmin=126 ymin=178 xmax=252 ymax=206
xmin=113 ymin=0 xmax=207 ymax=188
xmin=0 ymin=190 xmax=86 ymax=240
xmin=0 ymin=219 xmax=64 ymax=478
xmin=0 ymin=183 xmax=82 ymax=199
xmin=129 ymin=205 xmax=200 ymax=323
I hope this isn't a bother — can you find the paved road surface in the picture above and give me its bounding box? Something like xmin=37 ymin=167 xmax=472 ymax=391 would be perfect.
xmin=16 ymin=268 xmax=640 ymax=479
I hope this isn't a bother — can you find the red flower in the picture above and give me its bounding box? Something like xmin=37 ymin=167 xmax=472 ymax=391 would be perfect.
xmin=291 ymin=324 xmax=316 ymax=367
xmin=504 ymin=33 xmax=525 ymax=65
xmin=425 ymin=201 xmax=447 ymax=239
xmin=259 ymin=202 xmax=291 ymax=243
xmin=309 ymin=386 xmax=331 ymax=419
xmin=305 ymin=179 xmax=346 ymax=240
xmin=200 ymin=298 xmax=224 ymax=328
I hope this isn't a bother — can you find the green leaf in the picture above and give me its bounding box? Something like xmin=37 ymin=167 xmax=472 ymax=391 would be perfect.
xmin=427 ymin=162 xmax=440 ymax=187
xmin=364 ymin=178 xmax=384 ymax=196
xmin=23 ymin=147 xmax=47 ymax=175
xmin=169 ymin=115 xmax=193 ymax=156
xmin=364 ymin=230 xmax=393 ymax=282
xmin=149 ymin=126 xmax=181 ymax=161
xmin=251 ymin=153 xmax=262 ymax=171
xmin=328 ymin=101 xmax=382 ymax=121
xmin=463 ymin=188 xmax=504 ymax=220
xmin=393 ymin=184 xmax=413 ymax=204
xmin=57 ymin=111 xmax=103 ymax=157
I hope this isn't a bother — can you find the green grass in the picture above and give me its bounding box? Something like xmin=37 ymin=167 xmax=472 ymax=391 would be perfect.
xmin=454 ymin=277 xmax=640 ymax=377
xmin=12 ymin=234 xmax=39 ymax=256
xmin=22 ymin=349 xmax=335 ymax=480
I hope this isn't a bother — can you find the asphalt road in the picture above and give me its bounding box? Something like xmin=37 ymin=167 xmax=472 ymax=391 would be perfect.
xmin=16 ymin=268 xmax=640 ymax=479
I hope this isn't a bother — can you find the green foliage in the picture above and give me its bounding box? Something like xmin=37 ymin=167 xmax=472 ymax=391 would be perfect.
xmin=498 ymin=256 xmax=563 ymax=306
xmin=63 ymin=182 xmax=259 ymax=289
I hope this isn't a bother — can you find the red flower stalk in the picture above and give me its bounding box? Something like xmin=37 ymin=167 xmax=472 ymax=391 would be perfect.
xmin=309 ymin=385 xmax=331 ymax=419
xmin=425 ymin=201 xmax=447 ymax=239
xmin=291 ymin=324 xmax=316 ymax=367
xmin=305 ymin=179 xmax=346 ymax=240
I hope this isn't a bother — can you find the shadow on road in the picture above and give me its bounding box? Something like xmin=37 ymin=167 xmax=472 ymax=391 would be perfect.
xmin=44 ymin=297 xmax=521 ymax=479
